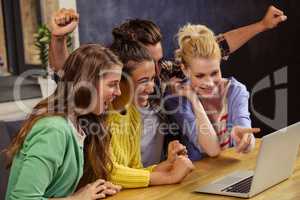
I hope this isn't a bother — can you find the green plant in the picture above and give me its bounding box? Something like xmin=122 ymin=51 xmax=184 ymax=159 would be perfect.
xmin=34 ymin=24 xmax=73 ymax=70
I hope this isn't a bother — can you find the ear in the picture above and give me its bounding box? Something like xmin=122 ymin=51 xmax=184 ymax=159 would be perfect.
xmin=180 ymin=63 xmax=190 ymax=78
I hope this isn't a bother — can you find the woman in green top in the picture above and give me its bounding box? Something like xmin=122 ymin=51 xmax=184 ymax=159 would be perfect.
xmin=3 ymin=44 xmax=123 ymax=200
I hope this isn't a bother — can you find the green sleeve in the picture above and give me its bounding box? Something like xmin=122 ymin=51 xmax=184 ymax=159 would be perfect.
xmin=7 ymin=123 xmax=67 ymax=200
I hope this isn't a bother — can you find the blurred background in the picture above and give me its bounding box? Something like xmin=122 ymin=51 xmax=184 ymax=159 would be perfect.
xmin=1 ymin=1 xmax=299 ymax=199
xmin=0 ymin=0 xmax=299 ymax=136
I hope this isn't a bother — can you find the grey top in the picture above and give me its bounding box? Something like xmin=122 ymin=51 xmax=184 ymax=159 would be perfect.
xmin=139 ymin=106 xmax=164 ymax=167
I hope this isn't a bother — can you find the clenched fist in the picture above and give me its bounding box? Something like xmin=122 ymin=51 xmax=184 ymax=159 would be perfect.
xmin=260 ymin=5 xmax=287 ymax=30
xmin=51 ymin=8 xmax=79 ymax=37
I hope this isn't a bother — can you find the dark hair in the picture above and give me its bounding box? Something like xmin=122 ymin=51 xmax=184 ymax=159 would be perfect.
xmin=109 ymin=28 xmax=154 ymax=110
xmin=3 ymin=44 xmax=122 ymax=186
xmin=112 ymin=19 xmax=162 ymax=46
xmin=110 ymin=37 xmax=153 ymax=74
xmin=111 ymin=19 xmax=169 ymax=135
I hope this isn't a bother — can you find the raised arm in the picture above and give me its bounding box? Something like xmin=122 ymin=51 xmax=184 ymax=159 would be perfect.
xmin=49 ymin=8 xmax=79 ymax=72
xmin=223 ymin=5 xmax=287 ymax=54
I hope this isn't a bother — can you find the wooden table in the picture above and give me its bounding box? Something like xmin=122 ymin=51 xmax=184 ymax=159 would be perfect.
xmin=108 ymin=141 xmax=300 ymax=200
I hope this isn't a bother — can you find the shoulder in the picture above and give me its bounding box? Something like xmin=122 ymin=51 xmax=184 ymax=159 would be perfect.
xmin=228 ymin=77 xmax=249 ymax=98
xmin=33 ymin=115 xmax=69 ymax=127
xmin=26 ymin=116 xmax=72 ymax=142
xmin=106 ymin=104 xmax=140 ymax=125
xmin=31 ymin=116 xmax=71 ymax=133
xmin=21 ymin=116 xmax=74 ymax=155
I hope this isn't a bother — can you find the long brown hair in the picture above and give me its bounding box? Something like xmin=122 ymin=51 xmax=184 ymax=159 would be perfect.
xmin=3 ymin=44 xmax=122 ymax=184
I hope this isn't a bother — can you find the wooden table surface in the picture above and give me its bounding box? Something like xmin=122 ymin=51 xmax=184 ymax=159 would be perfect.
xmin=108 ymin=140 xmax=300 ymax=200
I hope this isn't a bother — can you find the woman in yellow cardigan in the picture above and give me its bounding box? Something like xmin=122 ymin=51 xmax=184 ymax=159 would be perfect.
xmin=102 ymin=31 xmax=194 ymax=188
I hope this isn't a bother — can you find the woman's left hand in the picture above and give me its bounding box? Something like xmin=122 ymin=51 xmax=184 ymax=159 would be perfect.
xmin=167 ymin=140 xmax=188 ymax=163
xmin=231 ymin=126 xmax=260 ymax=153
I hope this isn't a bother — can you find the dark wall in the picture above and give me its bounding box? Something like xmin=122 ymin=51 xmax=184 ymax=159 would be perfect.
xmin=76 ymin=0 xmax=300 ymax=136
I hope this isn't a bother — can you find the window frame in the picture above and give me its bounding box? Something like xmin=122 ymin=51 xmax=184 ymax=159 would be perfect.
xmin=2 ymin=0 xmax=42 ymax=75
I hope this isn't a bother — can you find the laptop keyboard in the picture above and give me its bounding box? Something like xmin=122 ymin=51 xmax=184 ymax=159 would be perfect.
xmin=221 ymin=176 xmax=253 ymax=193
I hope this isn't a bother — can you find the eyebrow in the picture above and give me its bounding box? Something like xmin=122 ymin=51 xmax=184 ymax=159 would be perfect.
xmin=195 ymin=73 xmax=205 ymax=76
xmin=211 ymin=70 xmax=219 ymax=74
xmin=137 ymin=74 xmax=155 ymax=82
xmin=109 ymin=80 xmax=120 ymax=84
xmin=137 ymin=77 xmax=150 ymax=82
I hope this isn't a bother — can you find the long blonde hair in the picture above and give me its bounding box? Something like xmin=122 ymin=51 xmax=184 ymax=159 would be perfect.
xmin=175 ymin=24 xmax=221 ymax=66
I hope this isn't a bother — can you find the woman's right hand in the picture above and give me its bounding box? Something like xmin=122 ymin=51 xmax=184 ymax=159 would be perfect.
xmin=168 ymin=77 xmax=184 ymax=94
xmin=51 ymin=8 xmax=79 ymax=37
xmin=172 ymin=82 xmax=198 ymax=102
xmin=169 ymin=156 xmax=195 ymax=184
xmin=70 ymin=179 xmax=121 ymax=200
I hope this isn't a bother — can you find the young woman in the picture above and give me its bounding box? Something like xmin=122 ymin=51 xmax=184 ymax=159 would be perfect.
xmin=4 ymin=44 xmax=122 ymax=200
xmin=103 ymin=32 xmax=194 ymax=189
xmin=164 ymin=24 xmax=261 ymax=161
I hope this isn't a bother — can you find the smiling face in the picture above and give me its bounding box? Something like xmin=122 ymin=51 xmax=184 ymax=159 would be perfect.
xmin=94 ymin=68 xmax=122 ymax=115
xmin=145 ymin=42 xmax=163 ymax=75
xmin=130 ymin=60 xmax=156 ymax=107
xmin=183 ymin=57 xmax=222 ymax=98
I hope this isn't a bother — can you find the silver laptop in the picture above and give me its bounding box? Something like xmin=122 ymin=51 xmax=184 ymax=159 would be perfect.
xmin=195 ymin=122 xmax=300 ymax=198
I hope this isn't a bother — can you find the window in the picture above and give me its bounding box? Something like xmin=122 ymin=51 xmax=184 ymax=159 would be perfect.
xmin=1 ymin=0 xmax=51 ymax=74
xmin=0 ymin=0 xmax=9 ymax=75
xmin=0 ymin=0 xmax=59 ymax=104
xmin=19 ymin=0 xmax=41 ymax=66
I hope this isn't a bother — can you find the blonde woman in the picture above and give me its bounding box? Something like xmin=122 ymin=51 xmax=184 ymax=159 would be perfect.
xmin=165 ymin=24 xmax=260 ymax=161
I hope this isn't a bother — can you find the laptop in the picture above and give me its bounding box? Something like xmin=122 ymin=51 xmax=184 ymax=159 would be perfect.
xmin=195 ymin=122 xmax=300 ymax=198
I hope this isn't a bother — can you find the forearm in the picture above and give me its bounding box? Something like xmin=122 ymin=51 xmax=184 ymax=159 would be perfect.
xmin=49 ymin=34 xmax=69 ymax=72
xmin=109 ymin=163 xmax=151 ymax=188
xmin=150 ymin=160 xmax=193 ymax=185
xmin=223 ymin=21 xmax=266 ymax=54
xmin=152 ymin=160 xmax=173 ymax=172
xmin=191 ymin=98 xmax=220 ymax=157
xmin=150 ymin=171 xmax=173 ymax=185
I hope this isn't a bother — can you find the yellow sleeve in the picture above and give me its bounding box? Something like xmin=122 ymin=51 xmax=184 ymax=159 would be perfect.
xmin=109 ymin=123 xmax=156 ymax=188
xmin=107 ymin=105 xmax=156 ymax=188
xmin=145 ymin=165 xmax=157 ymax=172
xmin=110 ymin=163 xmax=151 ymax=188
